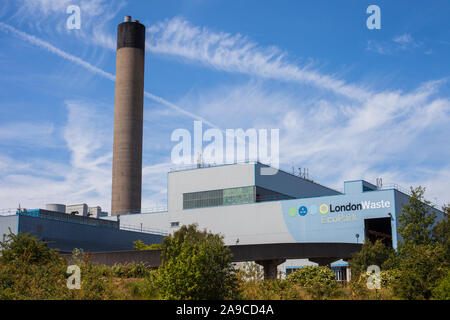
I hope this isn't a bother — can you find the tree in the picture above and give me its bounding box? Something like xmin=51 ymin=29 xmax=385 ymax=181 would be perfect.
xmin=391 ymin=244 xmax=447 ymax=300
xmin=0 ymin=231 xmax=120 ymax=299
xmin=397 ymin=186 xmax=436 ymax=246
xmin=133 ymin=240 xmax=162 ymax=250
xmin=0 ymin=231 xmax=68 ymax=299
xmin=0 ymin=229 xmax=62 ymax=266
xmin=157 ymin=224 xmax=239 ymax=299
xmin=433 ymin=204 xmax=450 ymax=261
xmin=348 ymin=239 xmax=395 ymax=279
xmin=432 ymin=269 xmax=450 ymax=300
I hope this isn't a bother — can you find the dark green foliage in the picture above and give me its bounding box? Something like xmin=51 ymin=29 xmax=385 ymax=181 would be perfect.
xmin=348 ymin=239 xmax=396 ymax=278
xmin=0 ymin=232 xmax=120 ymax=299
xmin=433 ymin=204 xmax=450 ymax=261
xmin=0 ymin=232 xmax=68 ymax=299
xmin=133 ymin=240 xmax=162 ymax=250
xmin=157 ymin=224 xmax=239 ymax=300
xmin=432 ymin=269 xmax=450 ymax=300
xmin=398 ymin=186 xmax=436 ymax=246
xmin=286 ymin=266 xmax=339 ymax=299
xmin=0 ymin=230 xmax=62 ymax=265
xmin=111 ymin=262 xmax=153 ymax=278
xmin=127 ymin=270 xmax=160 ymax=299
xmin=391 ymin=244 xmax=448 ymax=300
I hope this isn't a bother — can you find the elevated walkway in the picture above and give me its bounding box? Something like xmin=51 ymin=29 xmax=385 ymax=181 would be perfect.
xmin=62 ymin=242 xmax=362 ymax=279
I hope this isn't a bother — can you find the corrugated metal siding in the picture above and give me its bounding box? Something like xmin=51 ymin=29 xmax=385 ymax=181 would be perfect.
xmin=18 ymin=215 xmax=162 ymax=253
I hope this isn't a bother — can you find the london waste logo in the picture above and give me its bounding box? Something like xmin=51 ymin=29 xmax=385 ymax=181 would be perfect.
xmin=288 ymin=200 xmax=391 ymax=224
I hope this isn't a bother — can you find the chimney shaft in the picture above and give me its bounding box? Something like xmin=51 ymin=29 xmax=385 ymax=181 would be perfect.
xmin=111 ymin=18 xmax=146 ymax=215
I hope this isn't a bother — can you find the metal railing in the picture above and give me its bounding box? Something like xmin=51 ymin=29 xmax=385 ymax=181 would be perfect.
xmin=113 ymin=205 xmax=168 ymax=215
xmin=378 ymin=183 xmax=439 ymax=208
xmin=120 ymin=223 xmax=168 ymax=236
xmin=0 ymin=208 xmax=18 ymax=216
xmin=379 ymin=183 xmax=411 ymax=195
xmin=170 ymin=160 xmax=259 ymax=173
xmin=17 ymin=209 xmax=120 ymax=229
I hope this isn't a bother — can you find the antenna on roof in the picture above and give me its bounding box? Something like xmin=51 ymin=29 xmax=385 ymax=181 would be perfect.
xmin=197 ymin=153 xmax=203 ymax=168
xmin=376 ymin=178 xmax=383 ymax=189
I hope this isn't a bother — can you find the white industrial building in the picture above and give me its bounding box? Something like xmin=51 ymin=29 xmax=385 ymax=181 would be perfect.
xmin=103 ymin=161 xmax=423 ymax=280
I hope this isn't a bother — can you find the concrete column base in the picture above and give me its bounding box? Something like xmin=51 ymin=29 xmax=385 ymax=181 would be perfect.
xmin=255 ymin=259 xmax=286 ymax=280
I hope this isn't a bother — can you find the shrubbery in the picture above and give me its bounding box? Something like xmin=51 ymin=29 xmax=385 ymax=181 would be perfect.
xmin=1 ymin=192 xmax=448 ymax=300
xmin=286 ymin=266 xmax=340 ymax=299
xmin=432 ymin=270 xmax=450 ymax=300
xmin=156 ymin=224 xmax=240 ymax=300
xmin=0 ymin=232 xmax=120 ymax=299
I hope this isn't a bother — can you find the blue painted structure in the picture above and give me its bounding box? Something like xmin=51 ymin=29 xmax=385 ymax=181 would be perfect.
xmin=0 ymin=209 xmax=163 ymax=253
xmin=281 ymin=180 xmax=419 ymax=250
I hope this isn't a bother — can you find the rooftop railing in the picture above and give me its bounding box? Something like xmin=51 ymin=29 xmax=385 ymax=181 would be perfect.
xmin=17 ymin=209 xmax=120 ymax=229
xmin=113 ymin=206 xmax=168 ymax=215
xmin=0 ymin=208 xmax=18 ymax=216
xmin=119 ymin=224 xmax=168 ymax=236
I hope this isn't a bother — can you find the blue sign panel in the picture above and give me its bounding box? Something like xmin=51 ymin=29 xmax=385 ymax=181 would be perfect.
xmin=280 ymin=189 xmax=397 ymax=248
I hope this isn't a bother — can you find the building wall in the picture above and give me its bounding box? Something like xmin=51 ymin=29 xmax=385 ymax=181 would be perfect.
xmin=0 ymin=215 xmax=18 ymax=238
xmin=255 ymin=163 xmax=341 ymax=199
xmin=18 ymin=215 xmax=163 ymax=253
xmin=280 ymin=187 xmax=397 ymax=247
xmin=168 ymin=162 xmax=343 ymax=212
xmin=115 ymin=180 xmax=404 ymax=249
xmin=168 ymin=163 xmax=255 ymax=211
xmin=114 ymin=200 xmax=295 ymax=246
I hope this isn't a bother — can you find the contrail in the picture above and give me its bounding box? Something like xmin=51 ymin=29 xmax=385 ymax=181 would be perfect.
xmin=0 ymin=21 xmax=221 ymax=130
xmin=0 ymin=22 xmax=116 ymax=81
xmin=143 ymin=92 xmax=219 ymax=129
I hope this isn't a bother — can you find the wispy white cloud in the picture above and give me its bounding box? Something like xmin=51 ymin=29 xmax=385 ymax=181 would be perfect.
xmin=5 ymin=0 xmax=124 ymax=37
xmin=0 ymin=21 xmax=116 ymax=80
xmin=367 ymin=33 xmax=423 ymax=55
xmin=0 ymin=22 xmax=216 ymax=129
xmin=393 ymin=33 xmax=421 ymax=49
xmin=0 ymin=121 xmax=56 ymax=147
xmin=180 ymin=80 xmax=450 ymax=207
xmin=147 ymin=17 xmax=371 ymax=101
xmin=0 ymin=100 xmax=112 ymax=210
xmin=0 ymin=100 xmax=169 ymax=212
xmin=0 ymin=15 xmax=449 ymax=210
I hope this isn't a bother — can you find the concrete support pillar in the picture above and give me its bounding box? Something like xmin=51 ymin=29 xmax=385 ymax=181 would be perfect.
xmin=255 ymin=259 xmax=286 ymax=280
xmin=346 ymin=266 xmax=352 ymax=282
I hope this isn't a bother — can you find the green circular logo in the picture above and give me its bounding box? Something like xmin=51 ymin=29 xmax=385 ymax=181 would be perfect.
xmin=288 ymin=207 xmax=297 ymax=217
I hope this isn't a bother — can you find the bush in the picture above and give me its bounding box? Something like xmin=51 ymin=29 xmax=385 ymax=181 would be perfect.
xmin=286 ymin=266 xmax=340 ymax=299
xmin=111 ymin=262 xmax=153 ymax=278
xmin=391 ymin=244 xmax=448 ymax=300
xmin=0 ymin=232 xmax=121 ymax=299
xmin=127 ymin=270 xmax=160 ymax=299
xmin=133 ymin=240 xmax=162 ymax=250
xmin=349 ymin=269 xmax=399 ymax=300
xmin=236 ymin=262 xmax=264 ymax=282
xmin=0 ymin=232 xmax=68 ymax=299
xmin=432 ymin=269 xmax=450 ymax=300
xmin=348 ymin=239 xmax=395 ymax=279
xmin=157 ymin=224 xmax=239 ymax=300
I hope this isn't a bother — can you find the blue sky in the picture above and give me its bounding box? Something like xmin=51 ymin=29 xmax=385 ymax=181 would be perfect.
xmin=0 ymin=0 xmax=449 ymax=212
